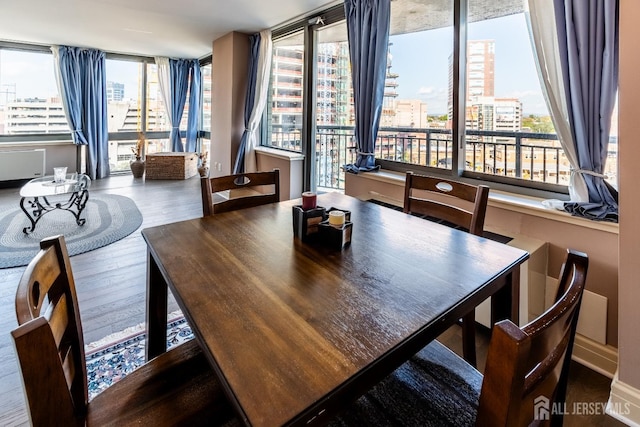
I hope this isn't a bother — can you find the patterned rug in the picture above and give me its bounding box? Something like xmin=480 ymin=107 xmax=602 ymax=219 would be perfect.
xmin=85 ymin=316 xmax=481 ymax=426
xmin=0 ymin=193 xmax=142 ymax=269
xmin=85 ymin=314 xmax=194 ymax=399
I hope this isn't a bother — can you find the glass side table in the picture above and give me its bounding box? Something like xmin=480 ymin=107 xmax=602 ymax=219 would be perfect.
xmin=19 ymin=173 xmax=91 ymax=234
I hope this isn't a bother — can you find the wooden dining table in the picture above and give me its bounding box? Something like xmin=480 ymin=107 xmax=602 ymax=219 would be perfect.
xmin=143 ymin=192 xmax=529 ymax=427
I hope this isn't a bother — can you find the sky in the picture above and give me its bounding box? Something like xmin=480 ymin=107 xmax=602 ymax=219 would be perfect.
xmin=389 ymin=13 xmax=550 ymax=116
xmin=0 ymin=51 xmax=141 ymax=103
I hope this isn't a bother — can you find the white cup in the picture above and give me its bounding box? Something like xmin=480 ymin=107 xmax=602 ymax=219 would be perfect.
xmin=53 ymin=167 xmax=68 ymax=183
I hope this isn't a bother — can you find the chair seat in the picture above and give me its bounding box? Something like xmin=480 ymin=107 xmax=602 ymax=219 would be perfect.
xmin=331 ymin=340 xmax=481 ymax=427
xmin=87 ymin=340 xmax=240 ymax=427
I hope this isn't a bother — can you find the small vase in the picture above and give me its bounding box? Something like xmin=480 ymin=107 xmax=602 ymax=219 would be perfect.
xmin=198 ymin=161 xmax=209 ymax=177
xmin=130 ymin=157 xmax=145 ymax=178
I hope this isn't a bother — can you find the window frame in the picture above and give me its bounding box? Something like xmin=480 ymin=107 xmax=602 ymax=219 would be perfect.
xmin=265 ymin=0 xmax=581 ymax=199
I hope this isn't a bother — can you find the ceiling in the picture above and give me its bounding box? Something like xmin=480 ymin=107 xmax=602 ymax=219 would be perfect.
xmin=0 ymin=0 xmax=340 ymax=59
xmin=0 ymin=0 xmax=522 ymax=59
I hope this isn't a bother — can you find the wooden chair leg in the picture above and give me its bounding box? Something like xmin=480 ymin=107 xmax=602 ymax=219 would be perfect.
xmin=462 ymin=311 xmax=477 ymax=368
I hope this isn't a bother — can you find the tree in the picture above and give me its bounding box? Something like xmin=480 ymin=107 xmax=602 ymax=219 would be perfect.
xmin=522 ymin=115 xmax=555 ymax=134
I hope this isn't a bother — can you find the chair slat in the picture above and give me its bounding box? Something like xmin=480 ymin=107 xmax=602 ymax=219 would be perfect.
xmin=61 ymin=344 xmax=76 ymax=393
xmin=45 ymin=293 xmax=69 ymax=350
xmin=404 ymin=172 xmax=489 ymax=237
xmin=201 ymin=169 xmax=280 ymax=216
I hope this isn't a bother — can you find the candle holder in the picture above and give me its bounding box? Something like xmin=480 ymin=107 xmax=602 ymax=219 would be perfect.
xmin=319 ymin=220 xmax=353 ymax=250
xmin=292 ymin=205 xmax=326 ymax=242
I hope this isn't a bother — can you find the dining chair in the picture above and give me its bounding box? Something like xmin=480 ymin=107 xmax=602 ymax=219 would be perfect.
xmin=403 ymin=171 xmax=490 ymax=367
xmin=200 ymin=169 xmax=280 ymax=216
xmin=332 ymin=248 xmax=589 ymax=427
xmin=11 ymin=235 xmax=238 ymax=427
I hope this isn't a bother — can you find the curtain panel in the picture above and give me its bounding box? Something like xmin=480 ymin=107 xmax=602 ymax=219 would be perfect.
xmin=155 ymin=57 xmax=201 ymax=152
xmin=52 ymin=46 xmax=109 ymax=180
xmin=527 ymin=0 xmax=619 ymax=221
xmin=234 ymin=29 xmax=273 ymax=174
xmin=343 ymin=0 xmax=391 ymax=174
xmin=185 ymin=63 xmax=201 ymax=152
xmin=233 ymin=33 xmax=260 ymax=174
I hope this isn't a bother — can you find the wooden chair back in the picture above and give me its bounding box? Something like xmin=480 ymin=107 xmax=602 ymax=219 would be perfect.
xmin=11 ymin=235 xmax=88 ymax=426
xmin=200 ymin=169 xmax=280 ymax=216
xmin=476 ymin=249 xmax=589 ymax=427
xmin=403 ymin=171 xmax=489 ymax=236
xmin=12 ymin=235 xmax=239 ymax=426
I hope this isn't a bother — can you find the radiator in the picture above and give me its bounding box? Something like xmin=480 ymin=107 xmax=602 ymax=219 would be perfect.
xmin=0 ymin=149 xmax=46 ymax=181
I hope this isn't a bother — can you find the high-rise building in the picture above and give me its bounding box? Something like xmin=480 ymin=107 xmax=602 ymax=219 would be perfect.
xmin=395 ymin=99 xmax=428 ymax=128
xmin=270 ymin=42 xmax=399 ymax=135
xmin=466 ymin=40 xmax=495 ymax=100
xmin=106 ymin=81 xmax=125 ymax=102
xmin=447 ymin=40 xmax=497 ymax=126
xmin=381 ymin=50 xmax=399 ymax=128
xmin=3 ymin=98 xmax=68 ymax=134
xmin=466 ymin=96 xmax=521 ymax=132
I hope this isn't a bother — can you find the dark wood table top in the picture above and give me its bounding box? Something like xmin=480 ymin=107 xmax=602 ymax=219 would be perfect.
xmin=142 ymin=192 xmax=528 ymax=427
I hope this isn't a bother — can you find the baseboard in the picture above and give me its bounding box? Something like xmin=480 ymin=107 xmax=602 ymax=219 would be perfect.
xmin=607 ymin=371 xmax=640 ymax=426
xmin=572 ymin=333 xmax=618 ymax=379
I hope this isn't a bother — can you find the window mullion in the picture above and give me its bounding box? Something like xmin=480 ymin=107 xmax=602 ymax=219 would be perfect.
xmin=302 ymin=23 xmax=318 ymax=193
xmin=452 ymin=0 xmax=468 ymax=178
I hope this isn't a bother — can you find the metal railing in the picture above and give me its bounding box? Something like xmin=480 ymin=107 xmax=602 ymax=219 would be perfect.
xmin=267 ymin=124 xmax=563 ymax=191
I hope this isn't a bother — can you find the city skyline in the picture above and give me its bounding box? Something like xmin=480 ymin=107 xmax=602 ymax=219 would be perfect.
xmin=389 ymin=12 xmax=549 ymax=116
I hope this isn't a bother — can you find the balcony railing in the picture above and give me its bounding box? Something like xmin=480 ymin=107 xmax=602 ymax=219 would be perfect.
xmin=268 ymin=124 xmax=564 ymax=191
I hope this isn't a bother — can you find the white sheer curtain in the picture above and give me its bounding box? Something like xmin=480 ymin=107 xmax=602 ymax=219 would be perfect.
xmin=243 ymin=30 xmax=273 ymax=173
xmin=154 ymin=56 xmax=174 ymax=141
xmin=526 ymin=0 xmax=589 ymax=203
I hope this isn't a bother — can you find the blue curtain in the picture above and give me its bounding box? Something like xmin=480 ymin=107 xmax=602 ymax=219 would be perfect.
xmin=168 ymin=59 xmax=194 ymax=152
xmin=556 ymin=0 xmax=619 ymax=221
xmin=55 ymin=46 xmax=109 ymax=180
xmin=343 ymin=0 xmax=391 ymax=174
xmin=233 ymin=33 xmax=261 ymax=174
xmin=185 ymin=61 xmax=201 ymax=152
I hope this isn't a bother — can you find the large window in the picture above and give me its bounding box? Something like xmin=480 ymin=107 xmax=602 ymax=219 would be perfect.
xmin=266 ymin=31 xmax=305 ymax=153
xmin=315 ymin=21 xmax=353 ymax=189
xmin=263 ymin=0 xmax=619 ymax=196
xmin=105 ymin=59 xmax=144 ymax=171
xmin=0 ymin=43 xmax=210 ymax=176
xmin=384 ymin=0 xmax=454 ymax=170
xmin=465 ymin=2 xmax=562 ymax=185
xmin=0 ymin=49 xmax=62 ymax=136
xmin=200 ymin=62 xmax=212 ymax=155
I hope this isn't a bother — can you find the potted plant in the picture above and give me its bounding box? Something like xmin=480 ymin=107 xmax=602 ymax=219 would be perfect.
xmin=130 ymin=132 xmax=146 ymax=178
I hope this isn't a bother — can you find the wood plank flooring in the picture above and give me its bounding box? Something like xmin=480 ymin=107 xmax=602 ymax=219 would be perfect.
xmin=0 ymin=175 xmax=623 ymax=426
xmin=0 ymin=175 xmax=201 ymax=426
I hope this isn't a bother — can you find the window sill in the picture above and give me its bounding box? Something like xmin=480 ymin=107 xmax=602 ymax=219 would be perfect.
xmin=255 ymin=146 xmax=304 ymax=161
xmin=347 ymin=169 xmax=619 ymax=235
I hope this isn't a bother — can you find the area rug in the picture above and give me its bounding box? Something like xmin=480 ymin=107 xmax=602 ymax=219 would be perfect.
xmin=85 ymin=313 xmax=193 ymax=400
xmin=85 ymin=315 xmax=480 ymax=426
xmin=0 ymin=193 xmax=142 ymax=269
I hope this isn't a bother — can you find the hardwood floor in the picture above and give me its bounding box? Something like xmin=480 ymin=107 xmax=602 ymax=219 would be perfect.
xmin=0 ymin=175 xmax=624 ymax=426
xmin=0 ymin=175 xmax=201 ymax=426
